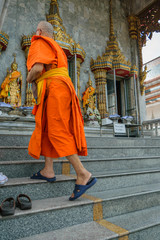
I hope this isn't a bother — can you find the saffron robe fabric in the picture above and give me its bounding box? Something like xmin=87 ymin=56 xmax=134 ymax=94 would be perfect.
xmin=27 ymin=35 xmax=87 ymax=159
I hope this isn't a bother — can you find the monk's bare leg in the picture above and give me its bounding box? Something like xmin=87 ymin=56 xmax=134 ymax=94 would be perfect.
xmin=66 ymin=154 xmax=91 ymax=185
xmin=40 ymin=157 xmax=56 ymax=178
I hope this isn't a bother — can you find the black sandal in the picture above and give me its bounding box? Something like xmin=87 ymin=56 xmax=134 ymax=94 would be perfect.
xmin=0 ymin=197 xmax=16 ymax=216
xmin=16 ymin=194 xmax=32 ymax=210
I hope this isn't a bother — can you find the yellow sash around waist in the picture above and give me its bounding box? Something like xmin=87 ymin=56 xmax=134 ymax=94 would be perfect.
xmin=35 ymin=67 xmax=70 ymax=105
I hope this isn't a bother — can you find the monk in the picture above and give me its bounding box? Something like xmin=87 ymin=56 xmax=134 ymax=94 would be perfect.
xmin=26 ymin=21 xmax=97 ymax=201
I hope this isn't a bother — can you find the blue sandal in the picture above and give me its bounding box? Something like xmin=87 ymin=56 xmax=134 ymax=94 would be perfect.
xmin=30 ymin=171 xmax=56 ymax=183
xmin=69 ymin=177 xmax=97 ymax=201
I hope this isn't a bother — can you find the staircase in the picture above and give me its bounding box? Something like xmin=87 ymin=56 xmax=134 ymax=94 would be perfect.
xmin=1 ymin=123 xmax=160 ymax=240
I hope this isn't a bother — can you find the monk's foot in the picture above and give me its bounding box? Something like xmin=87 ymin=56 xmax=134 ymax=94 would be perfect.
xmin=40 ymin=169 xmax=55 ymax=179
xmin=76 ymin=170 xmax=92 ymax=185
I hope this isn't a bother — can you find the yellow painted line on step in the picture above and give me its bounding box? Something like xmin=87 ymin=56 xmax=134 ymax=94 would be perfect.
xmin=64 ymin=173 xmax=129 ymax=239
xmin=62 ymin=162 xmax=70 ymax=175
xmin=97 ymin=219 xmax=129 ymax=240
xmin=82 ymin=194 xmax=102 ymax=203
xmin=82 ymin=194 xmax=103 ymax=221
xmin=82 ymin=194 xmax=129 ymax=240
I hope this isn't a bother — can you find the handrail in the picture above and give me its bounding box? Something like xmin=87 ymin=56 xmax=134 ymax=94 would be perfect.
xmin=142 ymin=118 xmax=160 ymax=137
xmin=143 ymin=118 xmax=160 ymax=124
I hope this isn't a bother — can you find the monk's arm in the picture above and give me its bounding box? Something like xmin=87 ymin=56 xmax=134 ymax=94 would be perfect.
xmin=27 ymin=63 xmax=44 ymax=83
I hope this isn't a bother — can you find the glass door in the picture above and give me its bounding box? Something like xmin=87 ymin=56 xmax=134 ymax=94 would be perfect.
xmin=107 ymin=78 xmax=116 ymax=115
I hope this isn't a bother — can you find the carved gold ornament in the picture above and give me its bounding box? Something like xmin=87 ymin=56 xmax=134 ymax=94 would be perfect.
xmin=0 ymin=31 xmax=9 ymax=55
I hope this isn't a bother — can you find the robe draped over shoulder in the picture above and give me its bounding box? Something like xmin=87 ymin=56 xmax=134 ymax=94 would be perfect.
xmin=27 ymin=35 xmax=87 ymax=158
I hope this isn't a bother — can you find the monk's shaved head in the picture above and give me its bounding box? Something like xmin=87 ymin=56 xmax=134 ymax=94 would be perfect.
xmin=37 ymin=21 xmax=53 ymax=38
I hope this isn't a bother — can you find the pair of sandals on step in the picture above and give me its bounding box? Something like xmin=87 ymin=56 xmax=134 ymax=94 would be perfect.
xmin=0 ymin=194 xmax=32 ymax=216
xmin=31 ymin=170 xmax=97 ymax=201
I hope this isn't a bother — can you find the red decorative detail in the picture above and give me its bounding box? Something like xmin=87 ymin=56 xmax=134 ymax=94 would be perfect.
xmin=108 ymin=69 xmax=130 ymax=77
xmin=138 ymin=0 xmax=160 ymax=45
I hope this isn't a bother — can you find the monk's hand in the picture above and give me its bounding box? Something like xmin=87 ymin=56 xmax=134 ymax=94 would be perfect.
xmin=27 ymin=63 xmax=44 ymax=83
xmin=27 ymin=73 xmax=32 ymax=83
xmin=32 ymin=82 xmax=37 ymax=100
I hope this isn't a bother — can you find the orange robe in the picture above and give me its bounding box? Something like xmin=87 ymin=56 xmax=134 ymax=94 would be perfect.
xmin=27 ymin=35 xmax=87 ymax=159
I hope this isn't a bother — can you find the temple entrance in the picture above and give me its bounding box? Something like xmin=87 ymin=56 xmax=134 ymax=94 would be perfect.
xmin=106 ymin=73 xmax=125 ymax=117
xmin=106 ymin=71 xmax=137 ymax=120
xmin=116 ymin=80 xmax=122 ymax=116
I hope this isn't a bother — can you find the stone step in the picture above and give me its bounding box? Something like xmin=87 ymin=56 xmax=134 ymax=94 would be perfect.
xmin=18 ymin=222 xmax=118 ymax=240
xmin=86 ymin=136 xmax=160 ymax=146
xmin=0 ymin=134 xmax=160 ymax=146
xmin=0 ymin=160 xmax=61 ymax=178
xmin=1 ymin=169 xmax=160 ymax=203
xmin=0 ymin=175 xmax=75 ymax=203
xmin=106 ymin=205 xmax=160 ymax=240
xmin=1 ymin=156 xmax=160 ymax=178
xmin=1 ymin=183 xmax=160 ymax=240
xmin=1 ymin=145 xmax=160 ymax=161
xmin=0 ymin=195 xmax=94 ymax=240
xmin=92 ymin=182 xmax=160 ymax=218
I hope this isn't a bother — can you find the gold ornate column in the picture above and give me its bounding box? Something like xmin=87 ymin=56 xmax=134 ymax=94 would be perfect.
xmin=76 ymin=58 xmax=82 ymax=102
xmin=128 ymin=15 xmax=147 ymax=96
xmin=93 ymin=69 xmax=107 ymax=118
xmin=128 ymin=15 xmax=139 ymax=40
xmin=76 ymin=57 xmax=84 ymax=115
xmin=21 ymin=34 xmax=34 ymax=106
xmin=129 ymin=76 xmax=136 ymax=118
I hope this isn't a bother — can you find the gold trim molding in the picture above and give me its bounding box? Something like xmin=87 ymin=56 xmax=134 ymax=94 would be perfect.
xmin=91 ymin=0 xmax=131 ymax=74
xmin=0 ymin=31 xmax=9 ymax=54
xmin=128 ymin=15 xmax=139 ymax=40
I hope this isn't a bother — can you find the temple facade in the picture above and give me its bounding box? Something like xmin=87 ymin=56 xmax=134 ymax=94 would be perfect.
xmin=0 ymin=0 xmax=159 ymax=124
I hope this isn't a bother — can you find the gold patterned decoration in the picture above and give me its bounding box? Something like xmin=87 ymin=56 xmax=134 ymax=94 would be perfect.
xmin=128 ymin=15 xmax=139 ymax=40
xmin=91 ymin=0 xmax=132 ymax=72
xmin=139 ymin=65 xmax=147 ymax=95
xmin=137 ymin=18 xmax=147 ymax=96
xmin=21 ymin=34 xmax=34 ymax=58
xmin=93 ymin=69 xmax=107 ymax=118
xmin=21 ymin=34 xmax=35 ymax=106
xmin=127 ymin=15 xmax=146 ymax=96
xmin=130 ymin=65 xmax=138 ymax=77
xmin=76 ymin=58 xmax=82 ymax=102
xmin=0 ymin=31 xmax=9 ymax=55
xmin=90 ymin=0 xmax=132 ymax=73
xmin=46 ymin=0 xmax=86 ymax=62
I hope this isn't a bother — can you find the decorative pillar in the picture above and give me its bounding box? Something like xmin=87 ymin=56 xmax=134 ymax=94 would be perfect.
xmin=76 ymin=58 xmax=82 ymax=102
xmin=76 ymin=57 xmax=84 ymax=115
xmin=128 ymin=14 xmax=141 ymax=123
xmin=130 ymin=66 xmax=139 ymax=122
xmin=130 ymin=77 xmax=137 ymax=118
xmin=128 ymin=15 xmax=139 ymax=40
xmin=93 ymin=69 xmax=107 ymax=118
xmin=21 ymin=34 xmax=34 ymax=106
